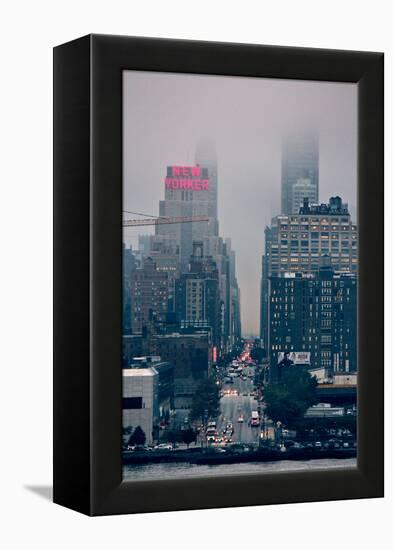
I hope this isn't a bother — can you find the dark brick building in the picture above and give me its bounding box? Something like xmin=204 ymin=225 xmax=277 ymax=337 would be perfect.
xmin=269 ymin=261 xmax=357 ymax=377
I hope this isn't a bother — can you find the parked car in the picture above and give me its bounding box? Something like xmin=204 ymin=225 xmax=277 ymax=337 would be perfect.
xmin=154 ymin=443 xmax=173 ymax=451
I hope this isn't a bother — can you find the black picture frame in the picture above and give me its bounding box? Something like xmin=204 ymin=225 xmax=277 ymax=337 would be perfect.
xmin=53 ymin=34 xmax=384 ymax=516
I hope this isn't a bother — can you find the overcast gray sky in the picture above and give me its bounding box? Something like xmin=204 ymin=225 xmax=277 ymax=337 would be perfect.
xmin=123 ymin=71 xmax=357 ymax=336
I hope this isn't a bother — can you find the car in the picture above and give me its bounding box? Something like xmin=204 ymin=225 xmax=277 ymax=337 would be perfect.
xmin=315 ymin=441 xmax=322 ymax=449
xmin=343 ymin=441 xmax=350 ymax=448
xmin=154 ymin=443 xmax=173 ymax=451
xmin=237 ymin=416 xmax=244 ymax=423
xmin=292 ymin=442 xmax=304 ymax=449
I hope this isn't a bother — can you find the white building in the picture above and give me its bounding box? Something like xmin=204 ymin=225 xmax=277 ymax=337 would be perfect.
xmin=305 ymin=403 xmax=345 ymax=417
xmin=123 ymin=368 xmax=159 ymax=445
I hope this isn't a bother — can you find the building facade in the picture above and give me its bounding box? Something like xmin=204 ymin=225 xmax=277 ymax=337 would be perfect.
xmin=122 ymin=367 xmax=159 ymax=445
xmin=269 ymin=263 xmax=357 ymax=378
xmin=260 ymin=196 xmax=358 ymax=348
xmin=156 ymin=163 xmax=219 ymax=272
xmin=281 ymin=129 xmax=319 ymax=215
xmin=154 ymin=332 xmax=212 ymax=408
xmin=291 ymin=178 xmax=318 ymax=214
xmin=129 ymin=257 xmax=169 ymax=334
xmin=122 ymin=244 xmax=136 ymax=335
xmin=174 ymin=242 xmax=221 ymax=347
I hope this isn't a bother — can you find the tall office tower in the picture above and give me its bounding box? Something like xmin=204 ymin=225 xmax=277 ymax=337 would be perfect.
xmin=156 ymin=161 xmax=218 ymax=272
xmin=174 ymin=242 xmax=221 ymax=347
xmin=281 ymin=129 xmax=319 ymax=214
xmin=138 ymin=234 xmax=152 ymax=254
xmin=141 ymin=236 xmax=180 ymax=314
xmin=225 ymin=238 xmax=242 ymax=346
xmin=122 ymin=244 xmax=136 ymax=335
xmin=129 ymin=257 xmax=169 ymax=334
xmin=231 ymin=283 xmax=242 ymax=346
xmin=269 ymin=261 xmax=357 ymax=376
xmin=260 ymin=227 xmax=275 ymax=348
xmin=260 ymin=196 xmax=358 ymax=351
xmin=292 ymin=178 xmax=318 ymax=214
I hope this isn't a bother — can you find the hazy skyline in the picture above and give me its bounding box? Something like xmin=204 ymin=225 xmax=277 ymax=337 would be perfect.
xmin=123 ymin=71 xmax=357 ymax=335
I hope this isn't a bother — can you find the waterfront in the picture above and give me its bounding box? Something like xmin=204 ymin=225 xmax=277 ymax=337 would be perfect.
xmin=123 ymin=457 xmax=357 ymax=481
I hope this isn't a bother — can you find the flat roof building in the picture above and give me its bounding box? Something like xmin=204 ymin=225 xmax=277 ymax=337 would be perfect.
xmin=122 ymin=367 xmax=159 ymax=445
xmin=260 ymin=196 xmax=357 ymax=348
xmin=269 ymin=264 xmax=357 ymax=378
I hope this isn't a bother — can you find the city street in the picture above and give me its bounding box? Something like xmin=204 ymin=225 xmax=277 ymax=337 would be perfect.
xmin=217 ymin=365 xmax=261 ymax=445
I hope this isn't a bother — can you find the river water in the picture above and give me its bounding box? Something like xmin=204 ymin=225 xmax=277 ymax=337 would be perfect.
xmin=123 ymin=457 xmax=357 ymax=481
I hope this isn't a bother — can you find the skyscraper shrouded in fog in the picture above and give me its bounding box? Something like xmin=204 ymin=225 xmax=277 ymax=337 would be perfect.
xmin=127 ymin=140 xmax=241 ymax=360
xmin=281 ymin=129 xmax=319 ymax=215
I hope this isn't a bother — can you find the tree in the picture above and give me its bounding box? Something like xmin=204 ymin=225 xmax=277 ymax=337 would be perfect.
xmin=264 ymin=366 xmax=318 ymax=428
xmin=128 ymin=425 xmax=146 ymax=446
xmin=190 ymin=377 xmax=221 ymax=422
xmin=182 ymin=428 xmax=197 ymax=448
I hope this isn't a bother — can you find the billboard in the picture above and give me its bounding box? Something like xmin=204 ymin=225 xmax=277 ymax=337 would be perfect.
xmin=165 ymin=165 xmax=209 ymax=191
xmin=278 ymin=351 xmax=311 ymax=365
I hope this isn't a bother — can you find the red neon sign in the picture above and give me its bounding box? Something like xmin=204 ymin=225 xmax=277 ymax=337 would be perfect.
xmin=165 ymin=165 xmax=209 ymax=191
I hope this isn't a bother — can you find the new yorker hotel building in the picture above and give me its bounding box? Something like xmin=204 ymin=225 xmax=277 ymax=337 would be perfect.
xmin=156 ymin=164 xmax=219 ymax=272
xmin=260 ymin=196 xmax=358 ymax=348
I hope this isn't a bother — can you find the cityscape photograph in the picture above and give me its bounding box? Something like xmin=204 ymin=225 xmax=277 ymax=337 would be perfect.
xmin=122 ymin=71 xmax=358 ymax=480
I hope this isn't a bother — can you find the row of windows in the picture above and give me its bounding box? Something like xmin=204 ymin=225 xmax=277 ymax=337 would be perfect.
xmin=278 ymin=217 xmax=351 ymax=225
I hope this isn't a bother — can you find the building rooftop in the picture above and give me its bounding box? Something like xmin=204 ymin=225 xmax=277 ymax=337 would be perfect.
xmin=122 ymin=367 xmax=157 ymax=377
xmin=298 ymin=196 xmax=349 ymax=216
xmin=272 ymin=269 xmax=356 ymax=280
xmin=155 ymin=332 xmax=208 ymax=339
